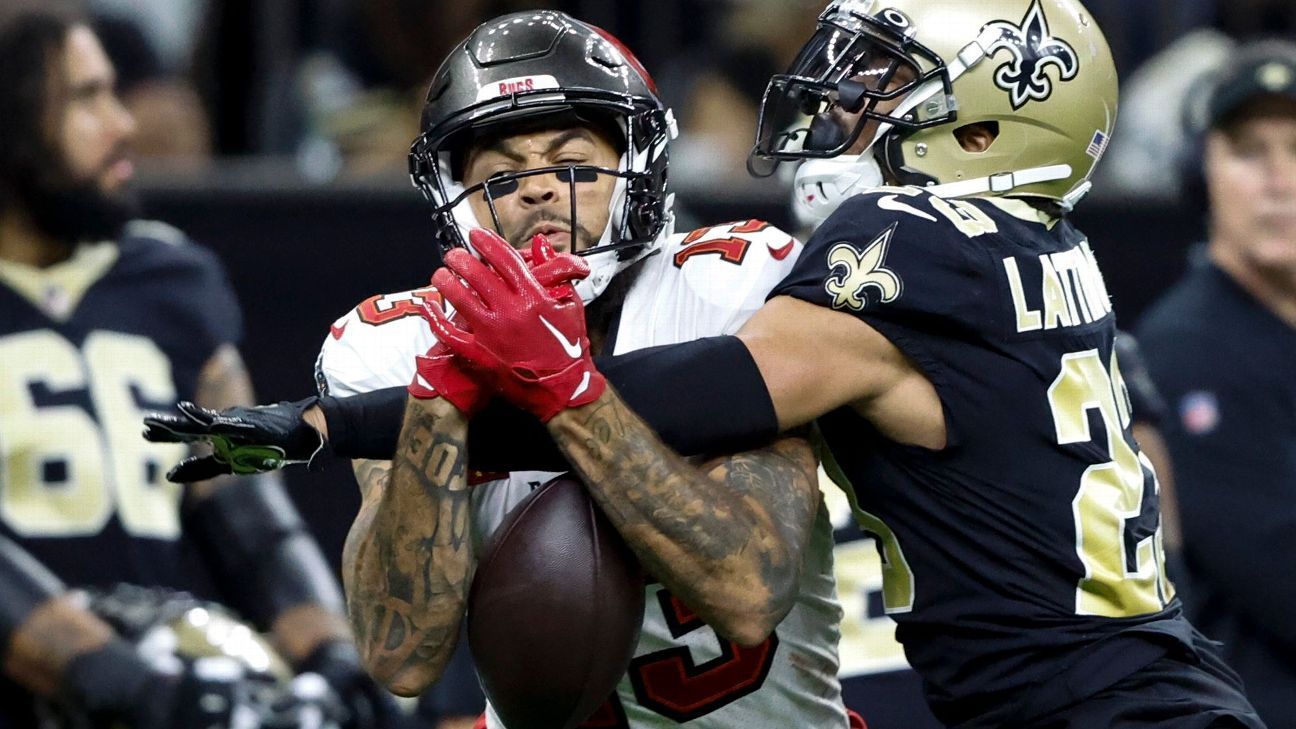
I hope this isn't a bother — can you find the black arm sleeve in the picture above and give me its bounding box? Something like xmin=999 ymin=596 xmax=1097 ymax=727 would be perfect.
xmin=318 ymin=388 xmax=407 ymax=461
xmin=321 ymin=336 xmax=779 ymax=470
xmin=183 ymin=477 xmax=345 ymax=630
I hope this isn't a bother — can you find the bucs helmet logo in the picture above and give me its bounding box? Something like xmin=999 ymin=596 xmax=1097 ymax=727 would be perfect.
xmin=825 ymin=225 xmax=903 ymax=311
xmin=984 ymin=0 xmax=1080 ymax=110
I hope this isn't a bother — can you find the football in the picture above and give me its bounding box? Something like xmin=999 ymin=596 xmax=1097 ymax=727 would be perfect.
xmin=467 ymin=475 xmax=645 ymax=729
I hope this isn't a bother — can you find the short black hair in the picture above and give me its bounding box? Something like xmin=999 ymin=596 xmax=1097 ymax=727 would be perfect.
xmin=0 ymin=2 xmax=86 ymax=215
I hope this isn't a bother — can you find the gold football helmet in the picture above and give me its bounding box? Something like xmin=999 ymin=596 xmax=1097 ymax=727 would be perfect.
xmin=752 ymin=0 xmax=1118 ymax=211
xmin=37 ymin=586 xmax=342 ymax=729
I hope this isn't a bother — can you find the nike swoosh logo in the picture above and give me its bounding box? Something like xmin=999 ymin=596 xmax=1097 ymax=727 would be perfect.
xmin=330 ymin=321 xmax=348 ymax=340
xmin=539 ymin=316 xmax=583 ymax=358
xmin=768 ymin=239 xmax=795 ymax=261
xmin=878 ymin=194 xmax=937 ymax=222
xmin=569 ymin=371 xmax=592 ymax=402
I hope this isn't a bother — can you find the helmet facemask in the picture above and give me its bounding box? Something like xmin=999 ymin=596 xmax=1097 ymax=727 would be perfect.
xmin=410 ymin=88 xmax=674 ymax=302
xmin=750 ymin=5 xmax=953 ymax=177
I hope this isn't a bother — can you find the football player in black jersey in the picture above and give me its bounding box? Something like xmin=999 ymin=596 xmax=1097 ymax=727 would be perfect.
xmin=0 ymin=7 xmax=402 ymax=729
xmin=147 ymin=1 xmax=1263 ymax=726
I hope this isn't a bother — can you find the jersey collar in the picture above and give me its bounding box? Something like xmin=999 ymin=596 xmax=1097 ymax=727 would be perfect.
xmin=0 ymin=240 xmax=119 ymax=321
xmin=983 ymin=197 xmax=1061 ymax=229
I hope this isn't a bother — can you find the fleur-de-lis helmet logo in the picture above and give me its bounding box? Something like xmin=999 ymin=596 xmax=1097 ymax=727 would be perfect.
xmin=984 ymin=0 xmax=1080 ymax=110
xmin=825 ymin=225 xmax=903 ymax=312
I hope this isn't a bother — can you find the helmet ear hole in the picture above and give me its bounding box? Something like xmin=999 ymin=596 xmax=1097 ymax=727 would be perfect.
xmin=954 ymin=122 xmax=999 ymax=154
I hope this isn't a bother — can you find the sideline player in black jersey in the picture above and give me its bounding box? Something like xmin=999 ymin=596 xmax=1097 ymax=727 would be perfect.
xmin=0 ymin=7 xmax=402 ymax=729
xmin=148 ymin=1 xmax=1262 ymax=726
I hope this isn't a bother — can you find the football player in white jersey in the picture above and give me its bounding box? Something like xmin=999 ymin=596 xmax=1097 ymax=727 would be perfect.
xmin=314 ymin=11 xmax=860 ymax=729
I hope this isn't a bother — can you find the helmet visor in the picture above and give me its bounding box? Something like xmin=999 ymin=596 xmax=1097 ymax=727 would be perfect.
xmin=750 ymin=19 xmax=939 ymax=174
xmin=438 ymin=164 xmax=647 ymax=256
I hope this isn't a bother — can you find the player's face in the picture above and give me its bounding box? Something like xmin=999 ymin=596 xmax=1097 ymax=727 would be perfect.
xmin=53 ymin=26 xmax=137 ymax=195
xmin=1206 ymin=98 xmax=1296 ymax=278
xmin=462 ymin=126 xmax=622 ymax=254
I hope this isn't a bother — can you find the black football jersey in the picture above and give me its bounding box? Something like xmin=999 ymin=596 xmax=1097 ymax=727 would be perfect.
xmin=771 ymin=188 xmax=1191 ymax=727
xmin=0 ymin=226 xmax=241 ymax=590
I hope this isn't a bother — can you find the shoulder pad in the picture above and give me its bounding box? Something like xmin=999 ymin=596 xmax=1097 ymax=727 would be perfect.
xmin=316 ymin=287 xmax=448 ymax=397
xmin=773 ymin=190 xmax=1000 ymax=325
xmin=667 ymin=219 xmax=798 ymax=269
xmin=654 ymin=220 xmax=802 ymax=331
xmin=123 ymin=219 xmax=191 ymax=247
xmin=836 ymin=186 xmax=1004 ymax=240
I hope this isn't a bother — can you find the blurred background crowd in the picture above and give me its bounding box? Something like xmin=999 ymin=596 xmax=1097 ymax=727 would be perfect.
xmin=71 ymin=0 xmax=1296 ymax=192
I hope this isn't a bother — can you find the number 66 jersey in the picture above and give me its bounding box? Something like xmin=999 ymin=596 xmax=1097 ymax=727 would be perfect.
xmin=0 ymin=227 xmax=238 ymax=586
xmin=317 ymin=222 xmax=852 ymax=729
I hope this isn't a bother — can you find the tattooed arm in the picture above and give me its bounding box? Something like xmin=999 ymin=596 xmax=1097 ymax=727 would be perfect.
xmin=547 ymin=386 xmax=820 ymax=647
xmin=342 ymin=396 xmax=473 ymax=696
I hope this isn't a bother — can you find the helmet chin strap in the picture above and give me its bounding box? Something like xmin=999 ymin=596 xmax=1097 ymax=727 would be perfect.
xmin=574 ymin=243 xmax=646 ymax=303
xmin=924 ymin=164 xmax=1075 ymax=201
xmin=575 ymin=190 xmax=673 ymax=304
xmin=793 ymin=153 xmax=885 ymax=229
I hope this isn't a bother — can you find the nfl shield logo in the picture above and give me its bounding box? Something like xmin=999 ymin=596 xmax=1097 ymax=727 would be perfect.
xmin=1179 ymin=391 xmax=1220 ymax=435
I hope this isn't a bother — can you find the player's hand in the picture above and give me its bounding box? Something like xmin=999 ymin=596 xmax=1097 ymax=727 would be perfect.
xmin=142 ymin=398 xmax=326 ymax=483
xmin=423 ymin=229 xmax=605 ymax=422
xmin=299 ymin=641 xmax=407 ymax=729
xmin=519 ymin=232 xmax=591 ymax=299
xmin=408 ymin=334 xmax=490 ymax=416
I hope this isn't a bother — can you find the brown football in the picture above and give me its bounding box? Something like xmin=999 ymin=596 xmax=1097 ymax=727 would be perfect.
xmin=467 ymin=475 xmax=645 ymax=729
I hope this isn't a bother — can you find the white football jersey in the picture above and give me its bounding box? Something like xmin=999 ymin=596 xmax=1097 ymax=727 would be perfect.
xmin=316 ymin=221 xmax=848 ymax=728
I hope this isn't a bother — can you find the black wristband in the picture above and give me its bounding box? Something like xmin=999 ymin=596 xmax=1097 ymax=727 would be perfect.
xmin=60 ymin=640 xmax=164 ymax=722
xmin=469 ymin=336 xmax=779 ymax=471
xmin=318 ymin=388 xmax=408 ymax=460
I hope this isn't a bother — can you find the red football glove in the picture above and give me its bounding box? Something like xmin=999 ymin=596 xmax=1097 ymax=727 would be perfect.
xmin=407 ymin=331 xmax=491 ymax=416
xmin=519 ymin=234 xmax=588 ymax=301
xmin=422 ymin=228 xmax=605 ymax=423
